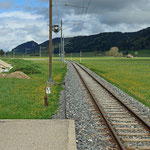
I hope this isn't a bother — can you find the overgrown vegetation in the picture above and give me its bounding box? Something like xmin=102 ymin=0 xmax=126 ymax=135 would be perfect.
xmin=0 ymin=59 xmax=67 ymax=119
xmin=2 ymin=59 xmax=41 ymax=74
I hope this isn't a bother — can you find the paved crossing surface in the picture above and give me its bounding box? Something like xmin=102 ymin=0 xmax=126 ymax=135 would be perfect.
xmin=0 ymin=119 xmax=77 ymax=150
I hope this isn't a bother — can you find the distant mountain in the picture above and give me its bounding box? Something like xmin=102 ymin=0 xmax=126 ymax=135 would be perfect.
xmin=12 ymin=41 xmax=39 ymax=55
xmin=11 ymin=27 xmax=150 ymax=55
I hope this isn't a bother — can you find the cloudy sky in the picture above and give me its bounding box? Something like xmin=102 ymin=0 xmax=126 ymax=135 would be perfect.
xmin=1 ymin=0 xmax=150 ymax=51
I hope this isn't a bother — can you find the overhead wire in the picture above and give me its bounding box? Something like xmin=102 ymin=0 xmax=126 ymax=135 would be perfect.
xmin=80 ymin=0 xmax=86 ymax=32
xmin=80 ymin=0 xmax=94 ymax=32
xmin=53 ymin=0 xmax=61 ymax=20
xmin=53 ymin=0 xmax=94 ymax=34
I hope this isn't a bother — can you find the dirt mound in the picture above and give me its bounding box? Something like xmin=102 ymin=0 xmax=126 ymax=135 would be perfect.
xmin=0 ymin=71 xmax=30 ymax=79
xmin=0 ymin=74 xmax=6 ymax=78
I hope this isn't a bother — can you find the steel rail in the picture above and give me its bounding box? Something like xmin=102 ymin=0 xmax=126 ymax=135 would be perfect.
xmin=73 ymin=61 xmax=150 ymax=131
xmin=71 ymin=62 xmax=126 ymax=150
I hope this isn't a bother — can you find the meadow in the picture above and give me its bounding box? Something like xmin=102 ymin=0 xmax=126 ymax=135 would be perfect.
xmin=69 ymin=57 xmax=150 ymax=108
xmin=0 ymin=58 xmax=66 ymax=119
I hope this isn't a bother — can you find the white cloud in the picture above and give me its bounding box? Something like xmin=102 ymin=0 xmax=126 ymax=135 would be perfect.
xmin=1 ymin=0 xmax=150 ymax=51
xmin=55 ymin=13 xmax=150 ymax=38
xmin=0 ymin=11 xmax=49 ymax=51
xmin=0 ymin=11 xmax=42 ymax=19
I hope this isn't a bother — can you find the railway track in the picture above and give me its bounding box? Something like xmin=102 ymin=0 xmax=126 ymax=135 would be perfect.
xmin=71 ymin=61 xmax=150 ymax=150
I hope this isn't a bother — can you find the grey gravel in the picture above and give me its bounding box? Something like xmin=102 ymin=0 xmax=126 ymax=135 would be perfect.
xmin=51 ymin=88 xmax=66 ymax=119
xmin=65 ymin=62 xmax=113 ymax=149
xmin=52 ymin=61 xmax=150 ymax=149
xmin=52 ymin=62 xmax=115 ymax=149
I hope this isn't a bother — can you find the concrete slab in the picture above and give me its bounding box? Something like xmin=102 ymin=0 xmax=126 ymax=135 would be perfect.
xmin=0 ymin=120 xmax=77 ymax=150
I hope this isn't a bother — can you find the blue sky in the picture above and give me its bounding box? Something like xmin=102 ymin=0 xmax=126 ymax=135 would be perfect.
xmin=0 ymin=0 xmax=48 ymax=11
xmin=1 ymin=0 xmax=150 ymax=51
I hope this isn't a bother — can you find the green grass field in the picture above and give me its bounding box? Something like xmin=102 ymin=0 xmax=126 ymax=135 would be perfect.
xmin=68 ymin=57 xmax=150 ymax=108
xmin=0 ymin=58 xmax=66 ymax=119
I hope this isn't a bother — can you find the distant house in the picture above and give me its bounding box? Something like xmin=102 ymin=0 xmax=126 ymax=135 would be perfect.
xmin=126 ymin=54 xmax=133 ymax=58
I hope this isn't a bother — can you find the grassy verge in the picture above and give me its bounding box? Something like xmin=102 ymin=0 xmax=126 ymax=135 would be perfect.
xmin=0 ymin=58 xmax=67 ymax=119
xmin=68 ymin=57 xmax=150 ymax=108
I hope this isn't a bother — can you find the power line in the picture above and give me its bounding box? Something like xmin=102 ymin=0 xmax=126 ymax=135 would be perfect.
xmin=80 ymin=0 xmax=94 ymax=32
xmin=63 ymin=23 xmax=81 ymax=31
xmin=80 ymin=0 xmax=86 ymax=31
xmin=53 ymin=0 xmax=94 ymax=35
xmin=53 ymin=1 xmax=87 ymax=25
xmin=53 ymin=0 xmax=61 ymax=19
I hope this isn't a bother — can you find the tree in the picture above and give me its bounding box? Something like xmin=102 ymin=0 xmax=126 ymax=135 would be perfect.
xmin=108 ymin=47 xmax=119 ymax=57
xmin=134 ymin=51 xmax=138 ymax=57
xmin=94 ymin=50 xmax=98 ymax=56
xmin=105 ymin=51 xmax=109 ymax=56
xmin=0 ymin=49 xmax=4 ymax=56
xmin=118 ymin=52 xmax=123 ymax=57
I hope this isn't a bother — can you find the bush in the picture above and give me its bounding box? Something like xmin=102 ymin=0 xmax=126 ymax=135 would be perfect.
xmin=108 ymin=47 xmax=119 ymax=57
xmin=8 ymin=59 xmax=41 ymax=74
xmin=118 ymin=52 xmax=123 ymax=57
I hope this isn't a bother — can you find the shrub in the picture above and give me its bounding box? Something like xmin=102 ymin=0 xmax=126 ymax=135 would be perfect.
xmin=9 ymin=59 xmax=41 ymax=74
xmin=108 ymin=47 xmax=119 ymax=57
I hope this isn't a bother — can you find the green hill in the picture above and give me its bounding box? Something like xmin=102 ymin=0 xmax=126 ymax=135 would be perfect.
xmin=11 ymin=27 xmax=150 ymax=56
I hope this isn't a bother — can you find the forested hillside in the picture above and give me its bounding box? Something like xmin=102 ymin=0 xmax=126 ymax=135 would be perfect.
xmin=12 ymin=27 xmax=150 ymax=55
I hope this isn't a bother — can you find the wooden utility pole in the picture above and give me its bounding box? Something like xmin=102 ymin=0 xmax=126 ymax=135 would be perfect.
xmin=48 ymin=0 xmax=53 ymax=84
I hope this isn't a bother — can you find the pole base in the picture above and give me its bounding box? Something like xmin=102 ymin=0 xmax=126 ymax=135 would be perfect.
xmin=47 ymin=79 xmax=54 ymax=86
xmin=44 ymin=95 xmax=48 ymax=107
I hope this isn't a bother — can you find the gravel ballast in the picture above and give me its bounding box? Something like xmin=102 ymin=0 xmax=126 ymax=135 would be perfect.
xmin=52 ymin=62 xmax=114 ymax=149
xmin=52 ymin=61 xmax=150 ymax=149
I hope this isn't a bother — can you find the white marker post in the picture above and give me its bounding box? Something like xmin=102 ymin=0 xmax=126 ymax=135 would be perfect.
xmin=46 ymin=86 xmax=51 ymax=94
xmin=44 ymin=86 xmax=51 ymax=106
